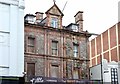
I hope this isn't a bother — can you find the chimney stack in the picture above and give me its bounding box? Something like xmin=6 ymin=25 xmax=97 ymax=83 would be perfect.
xmin=74 ymin=11 xmax=83 ymax=32
xmin=35 ymin=12 xmax=44 ymax=23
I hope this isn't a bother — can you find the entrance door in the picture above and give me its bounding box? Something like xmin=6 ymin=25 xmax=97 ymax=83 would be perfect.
xmin=27 ymin=63 xmax=35 ymax=77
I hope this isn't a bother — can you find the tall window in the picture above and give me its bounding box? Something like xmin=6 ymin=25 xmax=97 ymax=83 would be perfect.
xmin=51 ymin=17 xmax=58 ymax=28
xmin=73 ymin=43 xmax=78 ymax=57
xmin=28 ymin=37 xmax=35 ymax=53
xmin=50 ymin=65 xmax=59 ymax=78
xmin=52 ymin=41 xmax=58 ymax=55
xmin=73 ymin=69 xmax=79 ymax=79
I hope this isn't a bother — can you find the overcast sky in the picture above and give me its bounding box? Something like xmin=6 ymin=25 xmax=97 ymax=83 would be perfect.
xmin=25 ymin=0 xmax=119 ymax=36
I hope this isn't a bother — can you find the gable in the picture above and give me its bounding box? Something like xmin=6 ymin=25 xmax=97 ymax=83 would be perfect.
xmin=45 ymin=4 xmax=64 ymax=16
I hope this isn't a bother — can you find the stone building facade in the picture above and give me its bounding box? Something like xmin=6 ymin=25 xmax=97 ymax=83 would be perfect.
xmin=24 ymin=3 xmax=91 ymax=81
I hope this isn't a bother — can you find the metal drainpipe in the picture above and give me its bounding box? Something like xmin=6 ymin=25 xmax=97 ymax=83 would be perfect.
xmin=100 ymin=54 xmax=103 ymax=84
xmin=86 ymin=35 xmax=89 ymax=79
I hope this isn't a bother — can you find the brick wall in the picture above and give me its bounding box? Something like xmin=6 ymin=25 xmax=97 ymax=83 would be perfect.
xmin=110 ymin=25 xmax=117 ymax=48
xmin=96 ymin=35 xmax=101 ymax=55
xmin=91 ymin=39 xmax=95 ymax=58
xmin=103 ymin=30 xmax=109 ymax=51
xmin=103 ymin=51 xmax=109 ymax=62
xmin=111 ymin=48 xmax=117 ymax=61
xmin=25 ymin=55 xmax=45 ymax=76
xmin=89 ymin=22 xmax=120 ymax=67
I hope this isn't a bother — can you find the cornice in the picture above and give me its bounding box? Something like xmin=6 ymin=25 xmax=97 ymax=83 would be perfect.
xmin=0 ymin=0 xmax=25 ymax=9
xmin=0 ymin=0 xmax=18 ymax=5
xmin=25 ymin=23 xmax=92 ymax=37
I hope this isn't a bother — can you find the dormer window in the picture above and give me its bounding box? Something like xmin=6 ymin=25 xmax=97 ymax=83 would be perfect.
xmin=24 ymin=14 xmax=35 ymax=24
xmin=66 ymin=23 xmax=79 ymax=32
xmin=51 ymin=17 xmax=58 ymax=28
xmin=72 ymin=25 xmax=79 ymax=32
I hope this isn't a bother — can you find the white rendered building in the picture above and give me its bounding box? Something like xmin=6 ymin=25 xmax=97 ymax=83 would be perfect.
xmin=90 ymin=59 xmax=119 ymax=84
xmin=0 ymin=0 xmax=25 ymax=79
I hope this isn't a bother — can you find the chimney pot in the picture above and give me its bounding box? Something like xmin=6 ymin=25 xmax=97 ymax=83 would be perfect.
xmin=74 ymin=11 xmax=83 ymax=32
xmin=35 ymin=12 xmax=44 ymax=23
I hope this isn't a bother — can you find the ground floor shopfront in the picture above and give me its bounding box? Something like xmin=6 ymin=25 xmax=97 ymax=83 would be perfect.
xmin=0 ymin=76 xmax=24 ymax=84
xmin=25 ymin=76 xmax=102 ymax=84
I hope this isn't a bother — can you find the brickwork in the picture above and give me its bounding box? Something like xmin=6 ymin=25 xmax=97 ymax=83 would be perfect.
xmin=24 ymin=24 xmax=90 ymax=80
xmin=89 ymin=22 xmax=120 ymax=66
xmin=74 ymin=11 xmax=83 ymax=32
xmin=92 ymin=58 xmax=96 ymax=66
xmin=91 ymin=39 xmax=95 ymax=57
xmin=25 ymin=55 xmax=45 ymax=76
xmin=97 ymin=55 xmax=101 ymax=64
xmin=110 ymin=25 xmax=116 ymax=48
xmin=103 ymin=30 xmax=109 ymax=51
xmin=24 ymin=3 xmax=91 ymax=81
xmin=96 ymin=35 xmax=101 ymax=55
xmin=111 ymin=48 xmax=118 ymax=61
xmin=103 ymin=52 xmax=109 ymax=62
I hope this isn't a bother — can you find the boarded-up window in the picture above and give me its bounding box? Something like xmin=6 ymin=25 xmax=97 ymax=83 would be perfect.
xmin=28 ymin=37 xmax=35 ymax=52
xmin=52 ymin=41 xmax=58 ymax=55
xmin=73 ymin=69 xmax=79 ymax=79
xmin=27 ymin=63 xmax=35 ymax=77
xmin=66 ymin=61 xmax=73 ymax=79
xmin=50 ymin=65 xmax=59 ymax=78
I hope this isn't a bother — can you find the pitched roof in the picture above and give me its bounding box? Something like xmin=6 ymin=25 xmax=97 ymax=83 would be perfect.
xmin=74 ymin=11 xmax=83 ymax=17
xmin=45 ymin=3 xmax=64 ymax=16
xmin=24 ymin=14 xmax=35 ymax=18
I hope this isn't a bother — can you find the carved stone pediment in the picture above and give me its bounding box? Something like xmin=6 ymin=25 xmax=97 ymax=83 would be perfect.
xmin=45 ymin=4 xmax=64 ymax=16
